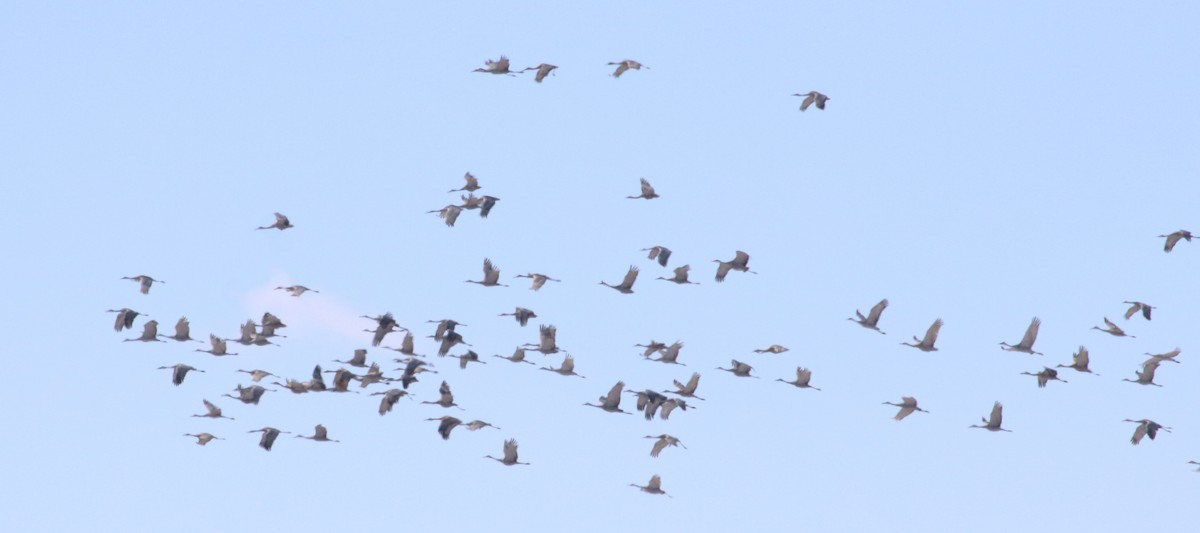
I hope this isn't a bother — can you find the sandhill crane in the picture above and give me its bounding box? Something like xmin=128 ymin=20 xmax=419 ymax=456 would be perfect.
xmin=668 ymin=373 xmax=705 ymax=400
xmin=1123 ymin=301 xmax=1154 ymax=320
xmin=627 ymin=177 xmax=658 ymax=199
xmin=373 ymin=389 xmax=410 ymax=415
xmin=451 ymin=350 xmax=486 ymax=369
xmin=883 ymin=397 xmax=927 ymax=421
xmin=542 ymin=354 xmax=584 ymax=378
xmin=636 ymin=341 xmax=668 ymax=357
xmin=1125 ymin=419 xmax=1171 ymax=445
xmin=658 ymin=398 xmax=691 ymax=420
xmin=124 ymin=319 xmax=165 ymax=342
xmin=777 ymin=367 xmax=820 ymax=390
xmin=474 ymin=56 xmax=515 ymax=75
xmin=1144 ymin=347 xmax=1182 ymax=366
xmin=428 ymin=205 xmax=463 ymax=227
xmin=713 ymin=251 xmax=756 ymax=282
xmin=645 ymin=435 xmax=686 ymax=457
xmin=275 ymin=285 xmax=317 ymax=297
xmin=486 ymin=439 xmax=529 ymax=466
xmin=366 ymin=322 xmax=401 ymax=348
xmin=192 ymin=399 xmax=234 ymax=420
xmin=717 ymin=359 xmax=757 ymax=378
xmin=107 ymin=308 xmax=145 ymax=331
xmin=450 ymin=172 xmax=481 ymax=192
xmin=224 ymin=384 xmax=271 ymax=405
xmin=657 ymin=265 xmax=697 ymax=285
xmin=1021 ymin=367 xmax=1068 ymax=388
xmin=248 ymin=427 xmax=289 ymax=451
xmin=465 ymin=420 xmax=500 ymax=431
xmin=643 ymin=246 xmax=672 ymax=267
xmin=356 ymin=363 xmax=390 ymax=388
xmin=256 ymin=212 xmax=293 ymax=230
xmin=753 ymin=345 xmax=789 ymax=354
xmin=794 ymin=91 xmax=830 ymax=111
xmin=427 ymin=319 xmax=463 ymax=343
xmin=158 ymin=364 xmax=203 ymax=386
xmin=1124 ymin=359 xmax=1164 ymax=387
xmin=438 ymin=330 xmax=470 ymax=357
xmin=295 ymin=424 xmax=338 ymax=443
xmin=234 ymin=369 xmax=273 ymax=382
xmin=901 ymin=319 xmax=943 ymax=352
xmin=649 ymin=341 xmax=685 ymax=365
xmin=1159 ymin=230 xmax=1193 ymax=252
xmin=460 ymin=193 xmax=484 ymax=210
xmin=427 ymin=416 xmax=463 ymax=440
xmin=228 ymin=319 xmax=258 ymax=346
xmin=422 ymin=381 xmax=464 ymax=409
xmin=848 ymin=299 xmax=888 ymax=334
xmin=1056 ymin=346 xmax=1099 ymax=375
xmin=479 ymin=196 xmax=500 ymax=218
xmin=999 ymin=317 xmax=1044 ymax=355
xmin=584 ymin=381 xmax=631 ymax=414
xmin=160 ymin=316 xmax=199 ymax=342
xmin=1092 ymin=317 xmax=1134 ymax=338
xmin=525 ymin=324 xmax=563 ymax=355
xmin=630 ymin=475 xmax=670 ymax=497
xmin=467 ymin=258 xmax=508 ymax=287
xmin=384 ymin=331 xmax=425 ymax=357
xmin=272 ymin=379 xmax=311 ymax=394
xmin=325 ymin=367 xmax=361 ymax=393
xmin=514 ymin=272 xmax=560 ymax=291
xmin=521 ymin=63 xmax=557 ymax=82
xmin=184 ymin=433 xmax=223 ymax=446
xmin=334 ymin=349 xmax=370 ymax=368
xmin=121 ymin=275 xmax=163 ymax=295
xmin=395 ymin=358 xmax=434 ymax=390
xmin=969 ymin=402 xmax=1011 ymax=432
xmin=609 ymin=59 xmax=647 ymax=78
xmin=196 ymin=334 xmax=237 ymax=356
xmin=600 ymin=265 xmax=639 ymax=293
xmin=499 ymin=307 xmax=537 ymax=327
xmin=494 ymin=347 xmax=536 ymax=365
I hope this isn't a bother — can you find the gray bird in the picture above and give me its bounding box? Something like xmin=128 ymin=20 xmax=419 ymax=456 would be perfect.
xmin=668 ymin=372 xmax=705 ymax=400
xmin=107 ymin=308 xmax=145 ymax=331
xmin=642 ymin=246 xmax=672 ymax=267
xmin=125 ymin=319 xmax=165 ymax=342
xmin=600 ymin=265 xmax=639 ymax=294
xmin=969 ymin=402 xmax=1011 ymax=432
xmin=493 ymin=347 xmax=535 ymax=365
xmin=848 ymin=299 xmax=888 ymax=334
xmin=248 ymin=427 xmax=290 ymax=451
xmin=421 ymin=381 xmax=464 ymax=410
xmin=428 ymin=205 xmax=463 ymax=227
xmin=474 ymin=56 xmax=516 ymax=76
xmin=608 ymin=59 xmax=647 ymax=78
xmin=184 ymin=433 xmax=223 ymax=446
xmin=499 ymin=307 xmax=537 ymax=327
xmin=541 ymin=354 xmax=585 ymax=378
xmin=645 ymin=434 xmax=686 ymax=458
xmin=192 ymin=399 xmax=234 ymax=421
xmin=630 ymin=475 xmax=670 ymax=497
xmin=1056 ymin=346 xmax=1099 ymax=375
xmin=882 ymin=397 xmax=927 ymax=421
xmin=449 ymin=172 xmax=481 ymax=192
xmin=794 ymin=91 xmax=829 ymax=111
xmin=121 ymin=275 xmax=163 ymax=295
xmin=275 ymin=285 xmax=317 ymax=297
xmin=1124 ymin=419 xmax=1171 ymax=445
xmin=426 ymin=416 xmax=463 ymax=440
xmin=467 ymin=258 xmax=508 ymax=287
xmin=901 ymin=319 xmax=943 ymax=352
xmin=373 ymin=389 xmax=410 ymax=416
xmin=627 ymin=178 xmax=659 ymax=199
xmin=1122 ymin=301 xmax=1154 ymax=320
xmin=999 ymin=317 xmax=1044 ymax=355
xmin=256 ymin=212 xmax=293 ymax=230
xmin=1020 ymin=367 xmax=1068 ymax=388
xmin=295 ymin=424 xmax=338 ymax=443
xmin=584 ymin=381 xmax=631 ymax=414
xmin=158 ymin=364 xmax=203 ymax=386
xmin=1092 ymin=317 xmax=1134 ymax=338
xmin=486 ymin=439 xmax=529 ymax=466
xmin=1159 ymin=230 xmax=1193 ymax=252
xmin=514 ymin=272 xmax=560 ymax=291
xmin=713 ymin=251 xmax=756 ymax=282
xmin=717 ymin=359 xmax=757 ymax=378
xmin=521 ymin=63 xmax=558 ymax=82
xmin=777 ymin=367 xmax=820 ymax=390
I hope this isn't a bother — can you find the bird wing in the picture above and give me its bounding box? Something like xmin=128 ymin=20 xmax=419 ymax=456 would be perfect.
xmin=800 ymin=92 xmax=816 ymax=111
xmin=1020 ymin=318 xmax=1041 ymax=347
xmin=1103 ymin=317 xmax=1122 ymax=334
xmin=714 ymin=261 xmax=733 ymax=282
xmin=314 ymin=425 xmax=328 ymax=439
xmin=640 ymin=178 xmax=655 ymax=197
xmin=1164 ymin=233 xmax=1182 ymax=252
xmin=1131 ymin=422 xmax=1148 ymax=445
xmin=989 ymin=402 xmax=1004 ymax=427
xmin=605 ymin=381 xmax=625 ymax=405
xmin=797 ymin=367 xmax=812 ymax=384
xmin=1074 ymin=346 xmax=1089 ymax=367
xmin=895 ymin=406 xmax=916 ymax=421
xmin=561 ymin=355 xmax=575 ymax=372
xmin=464 ymin=173 xmax=478 ymax=189
xmin=1124 ymin=302 xmax=1140 ymax=320
xmin=657 ymin=247 xmax=672 ymax=267
xmin=483 ymin=258 xmax=498 ymax=277
xmin=439 ymin=380 xmax=452 ymax=398
xmin=612 ymin=62 xmax=630 ymax=77
xmin=647 ymin=475 xmax=662 ymax=490
xmin=503 ymin=439 xmax=519 ymax=462
xmin=922 ymin=319 xmax=943 ymax=345
xmin=685 ymin=373 xmax=700 ymax=391
xmin=530 ymin=275 xmax=547 ymax=290
xmin=621 ymin=265 xmax=639 ymax=288
xmin=274 ymin=212 xmax=289 ymax=225
xmin=203 ymin=399 xmax=219 ymax=415
xmin=480 ymin=197 xmax=497 ymax=218
xmin=866 ymin=299 xmax=889 ymax=324
xmin=646 ymin=246 xmax=661 ymax=260
xmin=650 ymin=438 xmax=669 ymax=457
xmin=734 ymin=250 xmax=750 ymax=267
xmin=814 ymin=93 xmax=828 ymax=109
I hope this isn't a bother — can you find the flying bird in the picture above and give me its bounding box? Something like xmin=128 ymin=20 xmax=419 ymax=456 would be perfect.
xmin=999 ymin=317 xmax=1044 ymax=355
xmin=627 ymin=177 xmax=659 ymax=200
xmin=161 ymin=317 xmax=199 ymax=342
xmin=1056 ymin=346 xmax=1098 ymax=375
xmin=645 ymin=435 xmax=686 ymax=457
xmin=630 ymin=475 xmax=670 ymax=497
xmin=184 ymin=433 xmax=223 ymax=446
xmin=608 ymin=59 xmax=647 ymax=78
xmin=848 ymin=299 xmax=888 ymax=334
xmin=486 ymin=439 xmax=529 ymax=466
xmin=753 ymin=344 xmax=789 ymax=354
xmin=493 ymin=347 xmax=535 ymax=365
xmin=1092 ymin=317 xmax=1133 ymax=338
xmin=275 ymin=285 xmax=317 ymax=297
xmin=450 ymin=172 xmax=481 ymax=192
xmin=428 ymin=205 xmax=463 ymax=227
xmin=158 ymin=364 xmax=203 ymax=386
xmin=600 ymin=265 xmax=639 ymax=294
xmin=717 ymin=359 xmax=757 ymax=378
xmin=421 ymin=381 xmax=464 ymax=410
xmin=668 ymin=372 xmax=705 ymax=400
xmin=713 ymin=251 xmax=756 ymax=282
xmin=107 ymin=308 xmax=145 ymax=331
xmin=969 ymin=402 xmax=1011 ymax=432
xmin=373 ymin=389 xmax=410 ymax=415
xmin=794 ymin=91 xmax=830 ymax=111
xmin=121 ymin=275 xmax=163 ymax=295
xmin=524 ymin=324 xmax=563 ymax=355
xmin=901 ymin=319 xmax=943 ymax=352
xmin=1123 ymin=359 xmax=1164 ymax=387
xmin=474 ymin=55 xmax=515 ymax=75
xmin=514 ymin=272 xmax=560 ymax=291
xmin=1122 ymin=301 xmax=1154 ymax=320
xmin=642 ymin=246 xmax=672 ymax=267
xmin=192 ymin=399 xmax=234 ymax=420
xmin=196 ymin=334 xmax=237 ymax=356
xmin=1143 ymin=347 xmax=1182 ymax=366
xmin=467 ymin=258 xmax=508 ymax=287
xmin=464 ymin=420 xmax=500 ymax=431
xmin=426 ymin=416 xmax=463 ymax=440
xmin=777 ymin=367 xmax=820 ymax=390
xmin=124 ymin=319 xmax=165 ymax=342
xmin=541 ymin=354 xmax=584 ymax=378
xmin=1020 ymin=367 xmax=1068 ymax=388
xmin=584 ymin=381 xmax=631 ymax=414
xmin=256 ymin=212 xmax=293 ymax=230
xmin=1158 ymin=230 xmax=1193 ymax=252
xmin=248 ymin=427 xmax=290 ymax=451
xmin=883 ymin=397 xmax=927 ymax=421
xmin=521 ymin=63 xmax=558 ymax=82
xmin=657 ymin=265 xmax=698 ymax=285
xmin=499 ymin=307 xmax=537 ymax=327
xmin=1125 ymin=419 xmax=1171 ymax=445
xmin=295 ymin=424 xmax=339 ymax=443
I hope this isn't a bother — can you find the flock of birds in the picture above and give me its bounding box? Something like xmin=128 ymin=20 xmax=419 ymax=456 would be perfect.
xmin=106 ymin=58 xmax=1200 ymax=496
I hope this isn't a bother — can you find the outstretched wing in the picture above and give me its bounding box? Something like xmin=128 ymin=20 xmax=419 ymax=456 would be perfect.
xmin=866 ymin=299 xmax=889 ymax=324
xmin=1020 ymin=318 xmax=1041 ymax=347
xmin=922 ymin=319 xmax=944 ymax=345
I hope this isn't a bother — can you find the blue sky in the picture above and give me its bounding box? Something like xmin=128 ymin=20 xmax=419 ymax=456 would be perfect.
xmin=3 ymin=2 xmax=1199 ymax=531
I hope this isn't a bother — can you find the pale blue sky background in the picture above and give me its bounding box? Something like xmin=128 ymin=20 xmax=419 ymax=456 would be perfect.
xmin=3 ymin=2 xmax=1199 ymax=531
